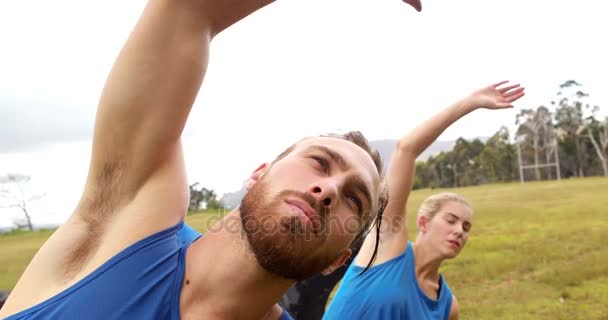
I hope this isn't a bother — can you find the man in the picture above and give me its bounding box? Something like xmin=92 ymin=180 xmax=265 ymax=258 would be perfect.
xmin=0 ymin=0 xmax=422 ymax=319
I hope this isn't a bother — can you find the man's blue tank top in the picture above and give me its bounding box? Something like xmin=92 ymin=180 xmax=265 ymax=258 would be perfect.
xmin=322 ymin=242 xmax=453 ymax=320
xmin=4 ymin=222 xmax=294 ymax=320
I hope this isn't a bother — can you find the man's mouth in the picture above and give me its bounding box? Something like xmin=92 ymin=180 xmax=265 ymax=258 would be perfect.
xmin=285 ymin=199 xmax=320 ymax=234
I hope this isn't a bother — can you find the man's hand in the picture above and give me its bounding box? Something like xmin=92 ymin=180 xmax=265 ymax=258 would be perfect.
xmin=467 ymin=81 xmax=525 ymax=110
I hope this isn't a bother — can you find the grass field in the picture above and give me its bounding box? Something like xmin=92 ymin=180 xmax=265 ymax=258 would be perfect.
xmin=1 ymin=177 xmax=607 ymax=319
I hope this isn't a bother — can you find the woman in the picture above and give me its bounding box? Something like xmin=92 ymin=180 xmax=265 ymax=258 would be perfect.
xmin=323 ymin=81 xmax=525 ymax=320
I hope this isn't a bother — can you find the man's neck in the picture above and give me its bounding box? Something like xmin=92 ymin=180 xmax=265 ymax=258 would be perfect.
xmin=180 ymin=209 xmax=295 ymax=319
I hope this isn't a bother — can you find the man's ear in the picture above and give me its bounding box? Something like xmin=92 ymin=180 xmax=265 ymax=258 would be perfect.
xmin=321 ymin=249 xmax=352 ymax=276
xmin=244 ymin=163 xmax=269 ymax=191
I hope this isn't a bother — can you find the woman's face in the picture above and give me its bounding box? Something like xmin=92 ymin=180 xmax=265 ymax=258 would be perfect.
xmin=420 ymin=201 xmax=473 ymax=259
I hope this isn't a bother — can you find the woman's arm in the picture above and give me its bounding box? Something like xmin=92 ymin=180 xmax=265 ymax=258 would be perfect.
xmin=356 ymin=81 xmax=525 ymax=266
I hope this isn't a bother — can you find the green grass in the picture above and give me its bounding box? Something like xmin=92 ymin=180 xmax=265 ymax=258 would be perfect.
xmin=1 ymin=177 xmax=607 ymax=319
xmin=0 ymin=229 xmax=55 ymax=291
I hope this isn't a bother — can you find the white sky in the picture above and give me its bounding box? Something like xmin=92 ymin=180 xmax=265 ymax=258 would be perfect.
xmin=1 ymin=0 xmax=607 ymax=227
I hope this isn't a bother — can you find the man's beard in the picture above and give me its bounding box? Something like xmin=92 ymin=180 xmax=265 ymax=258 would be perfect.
xmin=240 ymin=179 xmax=338 ymax=281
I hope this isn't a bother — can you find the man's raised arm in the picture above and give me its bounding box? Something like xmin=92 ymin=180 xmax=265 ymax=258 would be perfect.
xmin=80 ymin=0 xmax=274 ymax=213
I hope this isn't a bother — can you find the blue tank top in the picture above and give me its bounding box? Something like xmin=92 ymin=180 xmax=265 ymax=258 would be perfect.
xmin=4 ymin=222 xmax=294 ymax=320
xmin=323 ymin=242 xmax=453 ymax=320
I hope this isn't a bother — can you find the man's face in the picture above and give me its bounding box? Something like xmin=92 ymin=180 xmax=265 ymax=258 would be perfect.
xmin=240 ymin=137 xmax=380 ymax=280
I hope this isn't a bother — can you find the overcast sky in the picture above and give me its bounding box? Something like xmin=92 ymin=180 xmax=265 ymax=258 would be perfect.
xmin=1 ymin=0 xmax=606 ymax=227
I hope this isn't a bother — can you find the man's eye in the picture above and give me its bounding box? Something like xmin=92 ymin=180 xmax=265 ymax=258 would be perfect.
xmin=312 ymin=156 xmax=329 ymax=172
xmin=346 ymin=194 xmax=362 ymax=213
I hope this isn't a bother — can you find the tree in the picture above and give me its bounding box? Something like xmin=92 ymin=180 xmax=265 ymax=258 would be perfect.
xmin=516 ymin=106 xmax=555 ymax=180
xmin=412 ymin=161 xmax=432 ymax=190
xmin=579 ymin=116 xmax=608 ymax=176
xmin=189 ymin=182 xmax=205 ymax=211
xmin=203 ymin=188 xmax=223 ymax=210
xmin=479 ymin=126 xmax=516 ymax=182
xmin=553 ymin=83 xmax=585 ymax=177
xmin=188 ymin=183 xmax=224 ymax=212
xmin=552 ymin=80 xmax=604 ymax=176
xmin=413 ymin=138 xmax=486 ymax=189
xmin=0 ymin=174 xmax=44 ymax=231
xmin=453 ymin=138 xmax=485 ymax=186
xmin=426 ymin=152 xmax=453 ymax=188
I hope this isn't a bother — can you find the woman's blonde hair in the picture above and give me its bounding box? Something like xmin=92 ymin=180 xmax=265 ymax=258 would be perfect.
xmin=417 ymin=192 xmax=472 ymax=222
